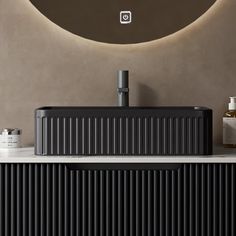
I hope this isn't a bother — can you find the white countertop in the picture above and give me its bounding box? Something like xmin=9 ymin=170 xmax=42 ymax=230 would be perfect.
xmin=0 ymin=147 xmax=236 ymax=163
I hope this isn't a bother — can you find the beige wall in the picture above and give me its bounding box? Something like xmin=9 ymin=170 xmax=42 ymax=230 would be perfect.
xmin=0 ymin=0 xmax=235 ymax=146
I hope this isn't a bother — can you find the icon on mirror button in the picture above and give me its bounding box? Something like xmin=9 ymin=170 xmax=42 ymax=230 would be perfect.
xmin=120 ymin=11 xmax=132 ymax=24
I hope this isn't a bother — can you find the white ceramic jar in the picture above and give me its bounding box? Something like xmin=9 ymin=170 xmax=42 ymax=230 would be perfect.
xmin=0 ymin=128 xmax=22 ymax=148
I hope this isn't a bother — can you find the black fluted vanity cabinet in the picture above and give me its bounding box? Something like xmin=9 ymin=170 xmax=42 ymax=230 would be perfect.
xmin=0 ymin=162 xmax=235 ymax=236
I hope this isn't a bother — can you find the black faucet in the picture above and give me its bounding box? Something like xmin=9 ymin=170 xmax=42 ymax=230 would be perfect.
xmin=117 ymin=70 xmax=129 ymax=107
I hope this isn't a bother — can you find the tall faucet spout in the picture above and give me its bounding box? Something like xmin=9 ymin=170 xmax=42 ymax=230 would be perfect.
xmin=117 ymin=70 xmax=129 ymax=107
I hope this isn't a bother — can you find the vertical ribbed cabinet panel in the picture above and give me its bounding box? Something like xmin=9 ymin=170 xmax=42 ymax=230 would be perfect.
xmin=36 ymin=115 xmax=212 ymax=155
xmin=1 ymin=163 xmax=234 ymax=236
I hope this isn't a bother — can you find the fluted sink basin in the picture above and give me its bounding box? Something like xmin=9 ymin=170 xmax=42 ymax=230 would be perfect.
xmin=35 ymin=106 xmax=212 ymax=156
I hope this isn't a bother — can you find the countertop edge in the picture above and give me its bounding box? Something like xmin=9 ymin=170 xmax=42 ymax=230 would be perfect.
xmin=0 ymin=147 xmax=236 ymax=163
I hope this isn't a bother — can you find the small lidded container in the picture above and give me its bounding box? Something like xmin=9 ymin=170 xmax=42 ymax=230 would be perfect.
xmin=0 ymin=128 xmax=22 ymax=148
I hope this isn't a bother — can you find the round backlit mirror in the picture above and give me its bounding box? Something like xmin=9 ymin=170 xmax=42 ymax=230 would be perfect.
xmin=30 ymin=0 xmax=217 ymax=44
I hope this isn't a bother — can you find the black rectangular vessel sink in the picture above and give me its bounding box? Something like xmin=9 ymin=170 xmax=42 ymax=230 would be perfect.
xmin=35 ymin=106 xmax=212 ymax=156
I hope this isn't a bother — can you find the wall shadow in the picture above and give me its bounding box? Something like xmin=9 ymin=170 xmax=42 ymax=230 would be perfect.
xmin=136 ymin=82 xmax=159 ymax=106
